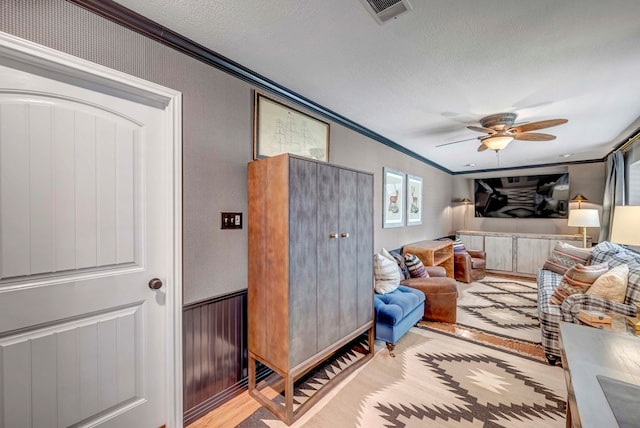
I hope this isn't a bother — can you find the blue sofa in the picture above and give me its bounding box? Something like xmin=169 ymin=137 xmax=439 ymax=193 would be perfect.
xmin=374 ymin=285 xmax=425 ymax=355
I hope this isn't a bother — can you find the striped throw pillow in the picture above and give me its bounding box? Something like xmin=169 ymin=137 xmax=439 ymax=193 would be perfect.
xmin=543 ymin=241 xmax=593 ymax=275
xmin=404 ymin=253 xmax=429 ymax=278
xmin=549 ymin=263 xmax=608 ymax=305
xmin=373 ymin=250 xmax=401 ymax=294
xmin=453 ymin=239 xmax=468 ymax=254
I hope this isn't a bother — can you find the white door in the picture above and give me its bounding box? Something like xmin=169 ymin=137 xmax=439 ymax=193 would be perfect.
xmin=0 ymin=34 xmax=181 ymax=427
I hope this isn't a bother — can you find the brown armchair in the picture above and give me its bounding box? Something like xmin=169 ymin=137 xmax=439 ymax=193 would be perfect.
xmin=454 ymin=249 xmax=486 ymax=283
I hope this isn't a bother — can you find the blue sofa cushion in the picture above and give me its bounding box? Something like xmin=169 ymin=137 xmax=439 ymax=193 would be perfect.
xmin=374 ymin=285 xmax=425 ymax=326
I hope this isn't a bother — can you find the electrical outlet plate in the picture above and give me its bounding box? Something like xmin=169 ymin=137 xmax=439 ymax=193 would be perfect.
xmin=221 ymin=212 xmax=242 ymax=229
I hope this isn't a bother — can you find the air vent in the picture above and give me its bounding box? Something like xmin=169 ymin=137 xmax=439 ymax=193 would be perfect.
xmin=360 ymin=0 xmax=412 ymax=24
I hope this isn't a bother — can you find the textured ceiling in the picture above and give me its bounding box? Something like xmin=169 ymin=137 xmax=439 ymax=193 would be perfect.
xmin=115 ymin=0 xmax=640 ymax=173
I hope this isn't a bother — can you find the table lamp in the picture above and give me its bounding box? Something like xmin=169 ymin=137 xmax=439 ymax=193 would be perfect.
xmin=570 ymin=194 xmax=589 ymax=209
xmin=610 ymin=206 xmax=640 ymax=246
xmin=568 ymin=209 xmax=600 ymax=248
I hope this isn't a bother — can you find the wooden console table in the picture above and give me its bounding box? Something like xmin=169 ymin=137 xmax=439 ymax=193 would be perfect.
xmin=559 ymin=322 xmax=640 ymax=427
xmin=403 ymin=240 xmax=454 ymax=278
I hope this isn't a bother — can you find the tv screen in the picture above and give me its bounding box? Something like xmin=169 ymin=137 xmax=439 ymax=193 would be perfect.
xmin=474 ymin=173 xmax=569 ymax=218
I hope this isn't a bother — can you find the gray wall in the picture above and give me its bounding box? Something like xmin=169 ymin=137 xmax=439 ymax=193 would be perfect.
xmin=1 ymin=0 xmax=452 ymax=304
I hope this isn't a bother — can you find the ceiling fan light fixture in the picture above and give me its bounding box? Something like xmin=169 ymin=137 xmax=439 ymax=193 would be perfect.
xmin=482 ymin=135 xmax=514 ymax=151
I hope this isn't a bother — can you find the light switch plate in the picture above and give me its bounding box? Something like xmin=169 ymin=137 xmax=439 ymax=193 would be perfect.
xmin=221 ymin=212 xmax=242 ymax=229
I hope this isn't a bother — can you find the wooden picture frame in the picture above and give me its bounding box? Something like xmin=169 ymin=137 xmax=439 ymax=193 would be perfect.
xmin=383 ymin=167 xmax=405 ymax=228
xmin=407 ymin=174 xmax=423 ymax=226
xmin=253 ymin=92 xmax=330 ymax=161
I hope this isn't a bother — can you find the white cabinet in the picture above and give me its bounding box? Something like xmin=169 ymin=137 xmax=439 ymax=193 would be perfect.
xmin=456 ymin=231 xmax=590 ymax=276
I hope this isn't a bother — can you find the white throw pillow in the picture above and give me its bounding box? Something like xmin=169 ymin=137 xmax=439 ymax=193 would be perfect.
xmin=585 ymin=264 xmax=629 ymax=303
xmin=373 ymin=248 xmax=401 ymax=294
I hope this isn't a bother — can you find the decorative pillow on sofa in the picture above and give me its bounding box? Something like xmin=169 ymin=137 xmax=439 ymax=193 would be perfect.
xmin=453 ymin=239 xmax=468 ymax=254
xmin=390 ymin=250 xmax=410 ymax=280
xmin=586 ymin=264 xmax=629 ymax=303
xmin=404 ymin=253 xmax=429 ymax=278
xmin=549 ymin=262 xmax=608 ymax=305
xmin=373 ymin=249 xmax=401 ymax=294
xmin=543 ymin=241 xmax=593 ymax=275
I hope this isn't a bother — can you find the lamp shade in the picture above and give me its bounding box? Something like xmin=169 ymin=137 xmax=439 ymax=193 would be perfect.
xmin=610 ymin=206 xmax=640 ymax=245
xmin=567 ymin=209 xmax=600 ymax=228
xmin=482 ymin=135 xmax=513 ymax=151
xmin=570 ymin=194 xmax=589 ymax=203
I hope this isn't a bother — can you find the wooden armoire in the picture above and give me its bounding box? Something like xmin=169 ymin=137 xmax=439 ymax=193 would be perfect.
xmin=247 ymin=153 xmax=374 ymax=424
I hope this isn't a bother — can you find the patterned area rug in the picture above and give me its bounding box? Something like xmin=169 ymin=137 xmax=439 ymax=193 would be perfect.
xmin=456 ymin=278 xmax=542 ymax=344
xmin=240 ymin=326 xmax=566 ymax=427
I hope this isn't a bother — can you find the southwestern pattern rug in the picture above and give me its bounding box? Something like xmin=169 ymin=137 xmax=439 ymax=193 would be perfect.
xmin=456 ymin=278 xmax=541 ymax=344
xmin=240 ymin=326 xmax=566 ymax=427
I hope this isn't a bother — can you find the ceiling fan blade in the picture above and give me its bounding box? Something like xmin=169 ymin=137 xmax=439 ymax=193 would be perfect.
xmin=435 ymin=137 xmax=479 ymax=147
xmin=477 ymin=143 xmax=489 ymax=152
xmin=467 ymin=125 xmax=496 ymax=134
xmin=514 ymin=132 xmax=556 ymax=141
xmin=511 ymin=119 xmax=568 ymax=133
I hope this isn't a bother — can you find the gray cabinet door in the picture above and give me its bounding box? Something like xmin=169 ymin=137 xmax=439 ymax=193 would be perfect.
xmin=289 ymin=158 xmax=318 ymax=366
xmin=317 ymin=164 xmax=341 ymax=350
xmin=339 ymin=168 xmax=359 ymax=336
xmin=356 ymin=173 xmax=374 ymax=328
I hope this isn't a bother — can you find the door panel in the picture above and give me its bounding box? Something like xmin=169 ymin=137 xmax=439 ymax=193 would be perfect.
xmin=316 ymin=164 xmax=340 ymax=350
xmin=0 ymin=100 xmax=138 ymax=281
xmin=338 ymin=169 xmax=358 ymax=336
xmin=288 ymin=157 xmax=318 ymax=366
xmin=0 ymin=56 xmax=170 ymax=427
xmin=356 ymin=173 xmax=373 ymax=327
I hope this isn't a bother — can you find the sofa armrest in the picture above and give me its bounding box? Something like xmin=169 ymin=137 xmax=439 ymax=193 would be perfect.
xmin=424 ymin=266 xmax=447 ymax=277
xmin=560 ymin=294 xmax=638 ymax=322
xmin=467 ymin=249 xmax=486 ymax=260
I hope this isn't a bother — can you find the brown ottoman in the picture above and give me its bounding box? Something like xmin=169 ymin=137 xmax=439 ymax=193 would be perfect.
xmin=401 ymin=266 xmax=458 ymax=323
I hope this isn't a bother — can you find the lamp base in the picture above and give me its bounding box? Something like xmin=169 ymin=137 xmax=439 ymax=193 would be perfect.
xmin=581 ymin=227 xmax=588 ymax=249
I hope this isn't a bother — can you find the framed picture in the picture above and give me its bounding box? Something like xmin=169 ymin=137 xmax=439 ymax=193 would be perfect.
xmin=253 ymin=92 xmax=330 ymax=161
xmin=383 ymin=167 xmax=405 ymax=228
xmin=407 ymin=174 xmax=423 ymax=226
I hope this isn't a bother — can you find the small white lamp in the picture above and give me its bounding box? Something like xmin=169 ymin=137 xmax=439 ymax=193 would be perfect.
xmin=568 ymin=209 xmax=600 ymax=248
xmin=610 ymin=206 xmax=640 ymax=246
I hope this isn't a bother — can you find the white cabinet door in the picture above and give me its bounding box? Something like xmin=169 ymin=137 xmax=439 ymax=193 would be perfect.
xmin=485 ymin=236 xmax=513 ymax=271
xmin=0 ymin=36 xmax=180 ymax=427
xmin=458 ymin=233 xmax=484 ymax=251
xmin=516 ymin=238 xmax=551 ymax=274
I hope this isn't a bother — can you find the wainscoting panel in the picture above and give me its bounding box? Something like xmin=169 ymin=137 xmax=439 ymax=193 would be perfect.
xmin=184 ymin=290 xmax=271 ymax=425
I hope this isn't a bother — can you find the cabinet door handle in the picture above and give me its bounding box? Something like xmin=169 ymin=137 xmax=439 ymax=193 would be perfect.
xmin=341 ymin=232 xmax=349 ymax=238
xmin=329 ymin=233 xmax=338 ymax=239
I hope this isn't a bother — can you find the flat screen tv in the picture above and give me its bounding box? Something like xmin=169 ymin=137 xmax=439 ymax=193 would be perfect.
xmin=474 ymin=173 xmax=569 ymax=218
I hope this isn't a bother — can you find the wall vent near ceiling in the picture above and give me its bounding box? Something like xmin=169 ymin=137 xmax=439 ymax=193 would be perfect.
xmin=360 ymin=0 xmax=412 ymax=24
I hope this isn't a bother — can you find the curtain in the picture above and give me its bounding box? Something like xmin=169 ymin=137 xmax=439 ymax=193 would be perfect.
xmin=599 ymin=151 xmax=625 ymax=242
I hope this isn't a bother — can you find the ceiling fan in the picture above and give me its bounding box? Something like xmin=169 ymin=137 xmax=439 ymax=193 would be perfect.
xmin=438 ymin=113 xmax=568 ymax=153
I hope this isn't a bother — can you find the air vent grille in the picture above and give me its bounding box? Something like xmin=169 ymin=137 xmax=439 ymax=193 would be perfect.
xmin=366 ymin=0 xmax=402 ymax=13
xmin=361 ymin=0 xmax=412 ymax=24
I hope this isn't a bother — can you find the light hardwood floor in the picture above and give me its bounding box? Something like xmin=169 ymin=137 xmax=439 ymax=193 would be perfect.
xmin=187 ymin=319 xmax=545 ymax=427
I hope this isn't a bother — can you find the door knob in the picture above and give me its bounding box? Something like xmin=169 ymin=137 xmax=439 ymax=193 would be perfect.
xmin=148 ymin=278 xmax=163 ymax=290
xmin=341 ymin=232 xmax=349 ymax=238
xmin=329 ymin=233 xmax=338 ymax=239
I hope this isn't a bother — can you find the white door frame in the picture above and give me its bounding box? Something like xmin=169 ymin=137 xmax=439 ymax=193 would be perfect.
xmin=0 ymin=31 xmax=183 ymax=427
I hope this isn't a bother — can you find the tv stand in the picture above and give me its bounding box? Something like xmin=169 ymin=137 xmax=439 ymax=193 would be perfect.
xmin=456 ymin=231 xmax=589 ymax=277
